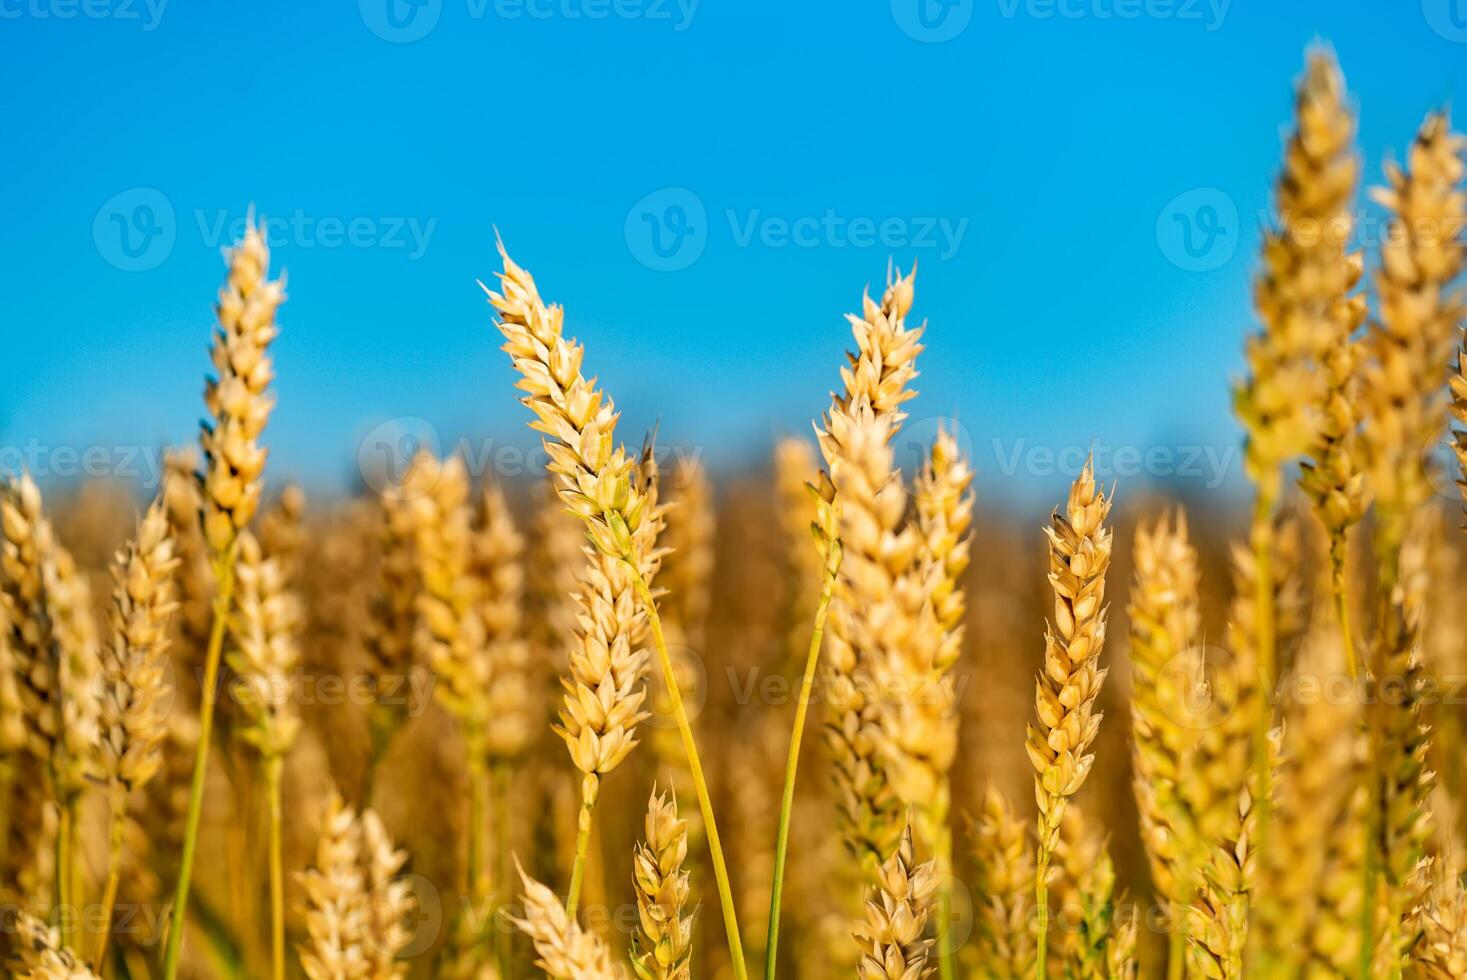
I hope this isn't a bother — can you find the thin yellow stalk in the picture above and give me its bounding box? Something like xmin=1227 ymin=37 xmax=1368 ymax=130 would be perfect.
xmin=265 ymin=755 xmax=284 ymax=980
xmin=92 ymin=800 xmax=126 ymax=972
xmin=162 ymin=553 xmax=237 ymax=979
xmin=765 ymin=502 xmax=841 ymax=980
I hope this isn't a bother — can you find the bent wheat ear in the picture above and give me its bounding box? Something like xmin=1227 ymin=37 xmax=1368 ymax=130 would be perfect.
xmin=511 ymin=863 xmax=626 ymax=980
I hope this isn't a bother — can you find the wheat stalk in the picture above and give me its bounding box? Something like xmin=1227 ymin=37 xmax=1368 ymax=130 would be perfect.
xmin=165 ymin=218 xmax=283 ymax=980
xmin=1027 ymin=454 xmax=1113 ymax=977
xmin=632 ymin=787 xmax=693 ymax=980
xmin=482 ymin=242 xmax=759 ymax=977
xmin=0 ymin=473 xmax=101 ymax=940
xmin=483 ymin=247 xmax=659 ymax=918
xmin=94 ymin=499 xmax=179 ymax=969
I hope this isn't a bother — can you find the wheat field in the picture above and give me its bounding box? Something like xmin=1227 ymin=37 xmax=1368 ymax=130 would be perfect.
xmin=2 ymin=48 xmax=1466 ymax=980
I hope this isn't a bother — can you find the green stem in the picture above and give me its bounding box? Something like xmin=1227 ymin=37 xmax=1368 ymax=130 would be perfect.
xmin=93 ymin=799 xmax=126 ymax=973
xmin=628 ymin=566 xmax=748 ymax=980
xmin=162 ymin=547 xmax=238 ymax=980
xmin=564 ymin=783 xmax=597 ymax=919
xmin=265 ymin=756 xmax=284 ymax=980
xmin=763 ymin=546 xmax=839 ymax=980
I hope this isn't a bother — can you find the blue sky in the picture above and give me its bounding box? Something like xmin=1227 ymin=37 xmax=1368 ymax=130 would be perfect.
xmin=1 ymin=0 xmax=1464 ymax=505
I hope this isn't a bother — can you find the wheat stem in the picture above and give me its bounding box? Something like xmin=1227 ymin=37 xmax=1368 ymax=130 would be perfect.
xmin=92 ymin=799 xmax=126 ymax=972
xmin=162 ymin=549 xmax=237 ymax=980
xmin=493 ymin=759 xmax=513 ymax=979
xmin=263 ymin=755 xmax=284 ymax=980
xmin=764 ymin=538 xmax=840 ymax=980
xmin=565 ymin=791 xmax=596 ymax=918
xmin=628 ymin=564 xmax=748 ymax=980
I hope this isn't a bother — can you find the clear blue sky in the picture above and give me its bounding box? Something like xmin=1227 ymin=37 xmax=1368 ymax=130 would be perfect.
xmin=2 ymin=0 xmax=1463 ymax=504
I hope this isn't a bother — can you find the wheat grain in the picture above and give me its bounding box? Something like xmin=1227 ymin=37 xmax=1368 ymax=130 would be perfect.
xmin=631 ymin=787 xmax=693 ymax=980
xmin=298 ymin=791 xmax=372 ymax=980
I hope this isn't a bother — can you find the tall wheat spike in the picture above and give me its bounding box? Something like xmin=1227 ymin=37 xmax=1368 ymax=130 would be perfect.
xmin=1027 ymin=455 xmax=1113 ymax=976
xmin=165 ymin=219 xmax=284 ymax=980
xmin=818 ymin=269 xmax=921 ymax=874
